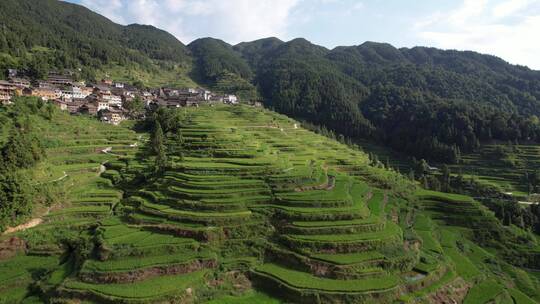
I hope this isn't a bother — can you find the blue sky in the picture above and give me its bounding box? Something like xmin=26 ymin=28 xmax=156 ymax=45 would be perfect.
xmin=66 ymin=0 xmax=540 ymax=69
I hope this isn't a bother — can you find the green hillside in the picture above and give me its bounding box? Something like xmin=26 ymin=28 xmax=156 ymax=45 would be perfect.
xmin=0 ymin=0 xmax=194 ymax=87
xmin=0 ymin=101 xmax=538 ymax=303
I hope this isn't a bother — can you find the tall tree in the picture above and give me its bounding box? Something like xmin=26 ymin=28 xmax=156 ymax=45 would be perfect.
xmin=442 ymin=164 xmax=451 ymax=192
xmin=123 ymin=96 xmax=145 ymax=118
xmin=151 ymin=122 xmax=167 ymax=173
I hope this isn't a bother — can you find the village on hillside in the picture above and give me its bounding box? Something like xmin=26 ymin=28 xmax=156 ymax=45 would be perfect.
xmin=0 ymin=69 xmax=257 ymax=125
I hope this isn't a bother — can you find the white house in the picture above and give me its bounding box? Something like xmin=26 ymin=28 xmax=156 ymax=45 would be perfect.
xmin=61 ymin=89 xmax=73 ymax=100
xmin=224 ymin=95 xmax=238 ymax=104
xmin=109 ymin=95 xmax=123 ymax=106
xmin=97 ymin=101 xmax=110 ymax=111
xmin=61 ymin=86 xmax=89 ymax=101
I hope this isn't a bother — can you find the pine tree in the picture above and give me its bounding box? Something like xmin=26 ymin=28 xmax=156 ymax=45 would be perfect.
xmin=408 ymin=169 xmax=415 ymax=181
xmin=151 ymin=122 xmax=167 ymax=173
xmin=151 ymin=122 xmax=165 ymax=155
xmin=421 ymin=175 xmax=429 ymax=189
xmin=442 ymin=164 xmax=451 ymax=191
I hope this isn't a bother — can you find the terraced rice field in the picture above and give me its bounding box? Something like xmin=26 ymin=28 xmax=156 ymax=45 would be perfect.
xmin=113 ymin=105 xmax=418 ymax=303
xmin=82 ymin=105 xmax=414 ymax=303
xmin=359 ymin=139 xmax=540 ymax=199
xmin=450 ymin=144 xmax=540 ymax=196
xmin=412 ymin=190 xmax=540 ymax=304
xmin=1 ymin=104 xmax=537 ymax=303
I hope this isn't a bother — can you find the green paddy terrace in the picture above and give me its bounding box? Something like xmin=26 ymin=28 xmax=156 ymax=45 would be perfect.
xmin=358 ymin=139 xmax=540 ymax=199
xmin=448 ymin=143 xmax=540 ymax=196
xmin=404 ymin=189 xmax=540 ymax=304
xmin=1 ymin=104 xmax=538 ymax=303
xmin=113 ymin=105 xmax=421 ymax=303
xmin=0 ymin=108 xmax=145 ymax=302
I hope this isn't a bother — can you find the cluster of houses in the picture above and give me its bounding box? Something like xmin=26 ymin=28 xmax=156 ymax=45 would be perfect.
xmin=0 ymin=69 xmax=241 ymax=125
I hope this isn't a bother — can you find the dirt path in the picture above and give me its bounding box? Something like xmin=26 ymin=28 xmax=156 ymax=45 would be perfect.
xmin=33 ymin=171 xmax=68 ymax=186
xmin=52 ymin=171 xmax=68 ymax=182
xmin=2 ymin=208 xmax=51 ymax=235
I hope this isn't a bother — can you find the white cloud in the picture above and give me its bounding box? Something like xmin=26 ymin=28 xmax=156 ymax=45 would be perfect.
xmin=352 ymin=2 xmax=364 ymax=11
xmin=77 ymin=0 xmax=300 ymax=44
xmin=492 ymin=0 xmax=532 ymax=18
xmin=80 ymin=0 xmax=125 ymax=24
xmin=414 ymin=0 xmax=540 ymax=69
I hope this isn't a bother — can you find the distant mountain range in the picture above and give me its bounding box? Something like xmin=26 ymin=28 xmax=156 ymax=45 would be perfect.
xmin=2 ymin=0 xmax=540 ymax=162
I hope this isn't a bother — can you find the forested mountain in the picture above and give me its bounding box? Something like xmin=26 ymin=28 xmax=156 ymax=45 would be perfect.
xmin=2 ymin=0 xmax=540 ymax=162
xmin=0 ymin=0 xmax=190 ymax=81
xmin=253 ymin=38 xmax=373 ymax=139
xmin=188 ymin=38 xmax=252 ymax=83
xmin=235 ymin=40 xmax=540 ymax=163
xmin=187 ymin=38 xmax=258 ymax=100
xmin=233 ymin=37 xmax=284 ymax=68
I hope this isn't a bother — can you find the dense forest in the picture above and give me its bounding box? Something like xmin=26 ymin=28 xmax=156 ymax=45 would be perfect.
xmin=239 ymin=39 xmax=540 ymax=163
xmin=3 ymin=0 xmax=540 ymax=163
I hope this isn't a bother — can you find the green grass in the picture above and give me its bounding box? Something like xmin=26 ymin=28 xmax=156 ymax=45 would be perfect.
xmin=439 ymin=228 xmax=480 ymax=281
xmin=0 ymin=286 xmax=29 ymax=304
xmin=367 ymin=191 xmax=385 ymax=217
xmin=464 ymin=279 xmax=505 ymax=304
xmin=507 ymin=288 xmax=537 ymax=304
xmin=64 ymin=270 xmax=208 ymax=300
xmin=204 ymin=291 xmax=281 ymax=304
xmin=0 ymin=255 xmax=59 ymax=284
xmin=81 ymin=252 xmax=212 ymax=273
xmin=416 ymin=230 xmax=442 ymax=254
xmin=415 ymin=189 xmax=473 ymax=203
xmin=254 ymin=263 xmax=399 ymax=293
xmin=287 ymin=221 xmax=401 ymax=242
xmin=311 ymin=251 xmax=384 ymax=265
xmin=400 ymin=269 xmax=456 ymax=302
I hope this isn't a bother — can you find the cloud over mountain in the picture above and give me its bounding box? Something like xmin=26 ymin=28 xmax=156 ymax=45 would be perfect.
xmin=79 ymin=0 xmax=300 ymax=44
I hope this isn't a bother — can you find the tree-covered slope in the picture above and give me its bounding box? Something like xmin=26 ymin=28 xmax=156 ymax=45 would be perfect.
xmin=0 ymin=0 xmax=191 ymax=83
xmin=188 ymin=38 xmax=252 ymax=83
xmin=188 ymin=38 xmax=258 ymax=99
xmin=233 ymin=39 xmax=540 ymax=163
xmin=252 ymin=38 xmax=373 ymax=139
